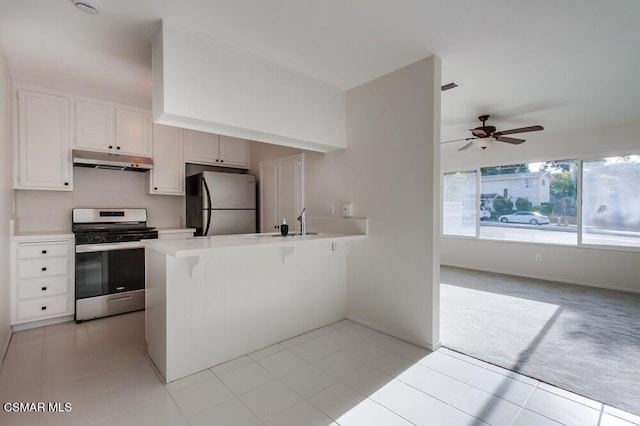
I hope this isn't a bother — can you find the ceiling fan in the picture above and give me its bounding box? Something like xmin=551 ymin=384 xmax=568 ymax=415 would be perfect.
xmin=442 ymin=115 xmax=544 ymax=151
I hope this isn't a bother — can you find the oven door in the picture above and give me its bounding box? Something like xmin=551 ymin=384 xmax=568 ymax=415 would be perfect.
xmin=75 ymin=242 xmax=145 ymax=299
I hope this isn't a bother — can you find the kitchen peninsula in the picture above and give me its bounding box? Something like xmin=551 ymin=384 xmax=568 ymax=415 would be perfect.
xmin=144 ymin=232 xmax=365 ymax=383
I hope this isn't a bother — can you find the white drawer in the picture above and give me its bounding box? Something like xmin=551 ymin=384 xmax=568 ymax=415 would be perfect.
xmin=17 ymin=296 xmax=69 ymax=321
xmin=17 ymin=241 xmax=69 ymax=260
xmin=18 ymin=258 xmax=68 ymax=280
xmin=18 ymin=276 xmax=68 ymax=300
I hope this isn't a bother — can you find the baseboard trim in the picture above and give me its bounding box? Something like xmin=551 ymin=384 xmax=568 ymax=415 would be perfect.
xmin=346 ymin=314 xmax=439 ymax=351
xmin=11 ymin=315 xmax=74 ymax=332
xmin=441 ymin=262 xmax=640 ymax=295
xmin=0 ymin=332 xmax=10 ymax=371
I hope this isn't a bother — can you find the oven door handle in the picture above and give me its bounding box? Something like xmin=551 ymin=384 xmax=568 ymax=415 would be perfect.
xmin=75 ymin=241 xmax=146 ymax=253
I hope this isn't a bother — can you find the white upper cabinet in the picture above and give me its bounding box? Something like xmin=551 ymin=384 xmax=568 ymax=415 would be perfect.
xmin=15 ymin=89 xmax=72 ymax=191
xmin=153 ymin=22 xmax=346 ymax=153
xmin=75 ymin=101 xmax=114 ymax=152
xmin=149 ymin=124 xmax=184 ymax=195
xmin=219 ymin=135 xmax=248 ymax=167
xmin=184 ymin=130 xmax=248 ymax=168
xmin=185 ymin=130 xmax=219 ymax=165
xmin=116 ymin=108 xmax=152 ymax=156
xmin=74 ymin=100 xmax=151 ymax=156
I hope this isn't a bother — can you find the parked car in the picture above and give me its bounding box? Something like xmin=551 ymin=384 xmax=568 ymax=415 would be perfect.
xmin=479 ymin=209 xmax=491 ymax=221
xmin=499 ymin=211 xmax=550 ymax=225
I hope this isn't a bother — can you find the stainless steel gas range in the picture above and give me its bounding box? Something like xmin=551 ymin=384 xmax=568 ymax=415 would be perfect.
xmin=72 ymin=208 xmax=158 ymax=322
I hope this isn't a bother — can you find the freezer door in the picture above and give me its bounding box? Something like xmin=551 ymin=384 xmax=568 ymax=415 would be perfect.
xmin=202 ymin=172 xmax=256 ymax=209
xmin=206 ymin=210 xmax=257 ymax=236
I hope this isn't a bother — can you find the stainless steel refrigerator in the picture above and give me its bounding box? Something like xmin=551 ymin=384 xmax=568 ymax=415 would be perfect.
xmin=186 ymin=172 xmax=257 ymax=236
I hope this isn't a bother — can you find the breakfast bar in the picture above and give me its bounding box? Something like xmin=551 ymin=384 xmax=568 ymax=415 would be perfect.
xmin=144 ymin=233 xmax=365 ymax=383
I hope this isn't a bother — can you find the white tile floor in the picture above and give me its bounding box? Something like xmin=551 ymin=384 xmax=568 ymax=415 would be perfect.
xmin=1 ymin=312 xmax=639 ymax=426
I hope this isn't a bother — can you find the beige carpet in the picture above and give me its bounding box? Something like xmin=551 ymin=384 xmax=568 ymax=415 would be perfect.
xmin=441 ymin=265 xmax=640 ymax=416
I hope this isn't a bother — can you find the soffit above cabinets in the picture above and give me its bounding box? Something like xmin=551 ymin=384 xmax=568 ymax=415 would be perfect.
xmin=152 ymin=22 xmax=346 ymax=153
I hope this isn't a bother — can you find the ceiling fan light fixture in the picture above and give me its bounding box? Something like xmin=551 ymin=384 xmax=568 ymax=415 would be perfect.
xmin=474 ymin=139 xmax=489 ymax=150
xmin=70 ymin=0 xmax=102 ymax=15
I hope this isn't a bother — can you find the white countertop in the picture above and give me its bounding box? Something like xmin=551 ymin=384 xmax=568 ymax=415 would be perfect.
xmin=157 ymin=228 xmax=196 ymax=234
xmin=145 ymin=232 xmax=366 ymax=257
xmin=11 ymin=231 xmax=75 ymax=241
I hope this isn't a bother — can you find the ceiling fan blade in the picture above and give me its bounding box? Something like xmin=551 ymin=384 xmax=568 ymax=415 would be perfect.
xmin=441 ymin=137 xmax=476 ymax=145
xmin=458 ymin=141 xmax=475 ymax=151
xmin=493 ymin=125 xmax=543 ymax=137
xmin=496 ymin=136 xmax=525 ymax=144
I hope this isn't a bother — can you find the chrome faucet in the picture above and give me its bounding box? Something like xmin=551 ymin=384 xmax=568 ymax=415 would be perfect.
xmin=297 ymin=208 xmax=307 ymax=235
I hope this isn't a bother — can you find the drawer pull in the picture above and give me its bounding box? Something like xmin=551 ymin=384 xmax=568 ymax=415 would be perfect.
xmin=116 ymin=286 xmax=125 ymax=291
xmin=41 ymin=286 xmax=47 ymax=291
xmin=41 ymin=267 xmax=47 ymax=272
xmin=41 ymin=306 xmax=47 ymax=311
xmin=42 ymin=250 xmax=47 ymax=254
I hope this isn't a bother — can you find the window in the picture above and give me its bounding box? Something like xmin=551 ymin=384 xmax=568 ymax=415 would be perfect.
xmin=479 ymin=160 xmax=577 ymax=244
xmin=582 ymin=156 xmax=640 ymax=248
xmin=443 ymin=157 xmax=640 ymax=250
xmin=443 ymin=170 xmax=477 ymax=237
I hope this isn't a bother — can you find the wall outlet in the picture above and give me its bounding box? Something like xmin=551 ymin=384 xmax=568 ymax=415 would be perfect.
xmin=535 ymin=255 xmax=542 ymax=263
xmin=326 ymin=203 xmax=335 ymax=215
xmin=342 ymin=203 xmax=353 ymax=217
xmin=331 ymin=242 xmax=337 ymax=251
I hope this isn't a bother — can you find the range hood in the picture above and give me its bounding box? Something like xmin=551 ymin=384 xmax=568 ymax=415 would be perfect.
xmin=73 ymin=150 xmax=153 ymax=172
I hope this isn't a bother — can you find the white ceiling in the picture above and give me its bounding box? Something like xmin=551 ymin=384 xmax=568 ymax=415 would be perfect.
xmin=1 ymin=0 xmax=639 ymax=145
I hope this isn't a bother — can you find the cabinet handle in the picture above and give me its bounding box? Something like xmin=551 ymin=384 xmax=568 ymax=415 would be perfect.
xmin=109 ymin=145 xmax=113 ymax=149
xmin=116 ymin=146 xmax=121 ymax=150
xmin=41 ymin=267 xmax=47 ymax=272
xmin=41 ymin=286 xmax=47 ymax=291
xmin=154 ymin=187 xmax=158 ymax=191
xmin=215 ymin=159 xmax=219 ymax=162
xmin=64 ymin=182 xmax=69 ymax=186
xmin=220 ymin=160 xmax=224 ymax=163
xmin=41 ymin=250 xmax=47 ymax=254
xmin=41 ymin=306 xmax=47 ymax=311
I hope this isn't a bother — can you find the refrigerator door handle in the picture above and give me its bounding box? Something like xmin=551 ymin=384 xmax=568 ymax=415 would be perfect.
xmin=203 ymin=179 xmax=213 ymax=236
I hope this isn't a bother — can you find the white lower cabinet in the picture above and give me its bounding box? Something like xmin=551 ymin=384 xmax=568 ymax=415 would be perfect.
xmin=11 ymin=237 xmax=75 ymax=326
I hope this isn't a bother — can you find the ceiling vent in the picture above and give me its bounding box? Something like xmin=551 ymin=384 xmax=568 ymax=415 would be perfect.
xmin=441 ymin=82 xmax=459 ymax=91
xmin=70 ymin=0 xmax=102 ymax=15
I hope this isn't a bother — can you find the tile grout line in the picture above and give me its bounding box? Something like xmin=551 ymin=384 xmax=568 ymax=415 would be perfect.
xmin=508 ymin=381 xmax=539 ymax=426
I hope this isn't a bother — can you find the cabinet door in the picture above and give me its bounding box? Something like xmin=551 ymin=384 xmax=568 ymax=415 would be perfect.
xmin=219 ymin=135 xmax=248 ymax=168
xmin=184 ymin=130 xmax=220 ymax=165
xmin=16 ymin=90 xmax=72 ymax=190
xmin=259 ymin=160 xmax=278 ymax=232
xmin=277 ymin=154 xmax=303 ymax=232
xmin=150 ymin=124 xmax=185 ymax=195
xmin=75 ymin=100 xmax=114 ymax=152
xmin=115 ymin=108 xmax=151 ymax=155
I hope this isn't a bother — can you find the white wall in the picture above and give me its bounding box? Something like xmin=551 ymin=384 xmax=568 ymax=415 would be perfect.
xmin=154 ymin=23 xmax=346 ymax=153
xmin=15 ymin=168 xmax=184 ymax=232
xmin=0 ymin=43 xmax=13 ymax=358
xmin=304 ymin=56 xmax=442 ymax=349
xmin=441 ymin=120 xmax=640 ymax=293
